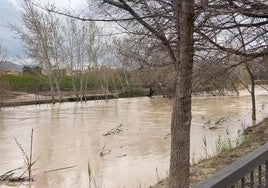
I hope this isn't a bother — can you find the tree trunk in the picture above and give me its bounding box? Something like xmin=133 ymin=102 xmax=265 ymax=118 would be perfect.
xmin=48 ymin=76 xmax=55 ymax=104
xmin=251 ymin=81 xmax=256 ymax=125
xmin=245 ymin=63 xmax=256 ymax=124
xmin=170 ymin=0 xmax=194 ymax=187
xmin=79 ymin=75 xmax=84 ymax=102
xmin=54 ymin=77 xmax=62 ymax=102
xmin=72 ymin=74 xmax=79 ymax=101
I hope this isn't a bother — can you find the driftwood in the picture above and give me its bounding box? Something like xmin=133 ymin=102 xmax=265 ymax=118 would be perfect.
xmin=99 ymin=146 xmax=111 ymax=157
xmin=103 ymin=124 xmax=123 ymax=136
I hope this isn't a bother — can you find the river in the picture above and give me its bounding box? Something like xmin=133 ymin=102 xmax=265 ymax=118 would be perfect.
xmin=0 ymin=87 xmax=267 ymax=188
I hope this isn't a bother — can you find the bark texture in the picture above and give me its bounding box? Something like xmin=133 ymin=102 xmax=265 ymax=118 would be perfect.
xmin=170 ymin=0 xmax=195 ymax=187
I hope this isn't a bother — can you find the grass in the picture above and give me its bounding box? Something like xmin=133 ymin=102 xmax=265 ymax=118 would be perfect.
xmin=87 ymin=161 xmax=103 ymax=188
xmin=202 ymin=135 xmax=208 ymax=158
xmin=215 ymin=127 xmax=234 ymax=153
xmin=152 ymin=118 xmax=268 ymax=188
xmin=88 ymin=162 xmax=91 ymax=188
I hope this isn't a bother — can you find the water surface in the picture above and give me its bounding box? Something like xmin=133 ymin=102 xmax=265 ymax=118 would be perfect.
xmin=0 ymin=87 xmax=267 ymax=188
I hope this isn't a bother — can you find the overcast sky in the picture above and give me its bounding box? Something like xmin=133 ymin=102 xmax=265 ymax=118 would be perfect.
xmin=0 ymin=0 xmax=87 ymax=61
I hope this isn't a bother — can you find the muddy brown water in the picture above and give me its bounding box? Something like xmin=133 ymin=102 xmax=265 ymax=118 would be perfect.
xmin=0 ymin=87 xmax=267 ymax=188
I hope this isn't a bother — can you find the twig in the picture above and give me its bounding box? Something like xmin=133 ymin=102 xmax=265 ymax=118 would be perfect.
xmin=14 ymin=137 xmax=29 ymax=167
xmin=156 ymin=167 xmax=160 ymax=182
xmin=29 ymin=128 xmax=33 ymax=181
xmin=44 ymin=165 xmax=77 ymax=173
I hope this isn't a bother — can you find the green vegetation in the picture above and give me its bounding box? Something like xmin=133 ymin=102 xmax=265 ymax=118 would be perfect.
xmin=118 ymin=87 xmax=148 ymax=98
xmin=3 ymin=74 xmax=130 ymax=93
xmin=6 ymin=74 xmax=49 ymax=92
xmin=215 ymin=128 xmax=234 ymax=153
xmin=22 ymin=66 xmax=42 ymax=75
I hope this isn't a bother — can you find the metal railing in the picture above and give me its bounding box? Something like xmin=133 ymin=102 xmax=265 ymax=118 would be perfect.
xmin=193 ymin=143 xmax=268 ymax=188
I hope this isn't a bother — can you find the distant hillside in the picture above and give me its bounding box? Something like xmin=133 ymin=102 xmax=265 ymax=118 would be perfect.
xmin=0 ymin=61 xmax=23 ymax=71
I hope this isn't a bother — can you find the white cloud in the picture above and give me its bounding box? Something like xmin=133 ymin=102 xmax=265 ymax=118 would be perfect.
xmin=8 ymin=57 xmax=35 ymax=66
xmin=45 ymin=0 xmax=87 ymax=10
xmin=6 ymin=0 xmax=23 ymax=11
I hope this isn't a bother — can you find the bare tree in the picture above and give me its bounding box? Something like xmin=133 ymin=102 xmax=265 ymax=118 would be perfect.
xmin=60 ymin=16 xmax=103 ymax=101
xmin=196 ymin=0 xmax=268 ymax=124
xmin=10 ymin=1 xmax=64 ymax=103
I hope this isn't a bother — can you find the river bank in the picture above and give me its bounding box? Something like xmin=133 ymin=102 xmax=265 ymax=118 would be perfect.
xmin=2 ymin=85 xmax=267 ymax=108
xmin=152 ymin=118 xmax=268 ymax=188
xmin=0 ymin=89 xmax=150 ymax=107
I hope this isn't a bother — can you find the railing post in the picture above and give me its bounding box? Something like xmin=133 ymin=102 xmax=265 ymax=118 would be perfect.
xmin=250 ymin=171 xmax=254 ymax=188
xmin=241 ymin=177 xmax=245 ymax=188
xmin=266 ymin=160 xmax=268 ymax=187
xmin=258 ymin=165 xmax=262 ymax=187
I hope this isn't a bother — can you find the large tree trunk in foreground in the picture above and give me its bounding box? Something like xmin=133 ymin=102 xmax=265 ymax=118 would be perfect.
xmin=169 ymin=0 xmax=195 ymax=187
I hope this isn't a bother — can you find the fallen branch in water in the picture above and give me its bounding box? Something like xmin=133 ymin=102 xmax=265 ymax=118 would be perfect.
xmin=116 ymin=154 xmax=127 ymax=158
xmin=99 ymin=145 xmax=111 ymax=157
xmin=164 ymin=133 xmax=170 ymax=139
xmin=103 ymin=124 xmax=123 ymax=136
xmin=44 ymin=165 xmax=77 ymax=173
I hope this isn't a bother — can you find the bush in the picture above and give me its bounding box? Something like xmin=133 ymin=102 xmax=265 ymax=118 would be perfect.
xmin=118 ymin=87 xmax=148 ymax=98
xmin=6 ymin=74 xmax=49 ymax=92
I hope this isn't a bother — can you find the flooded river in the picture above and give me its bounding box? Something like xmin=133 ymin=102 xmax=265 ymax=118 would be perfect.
xmin=0 ymin=87 xmax=267 ymax=188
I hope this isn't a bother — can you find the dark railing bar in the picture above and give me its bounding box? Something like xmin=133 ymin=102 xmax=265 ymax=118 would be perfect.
xmin=241 ymin=177 xmax=245 ymax=188
xmin=250 ymin=170 xmax=254 ymax=188
xmin=193 ymin=143 xmax=268 ymax=188
xmin=258 ymin=165 xmax=262 ymax=187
